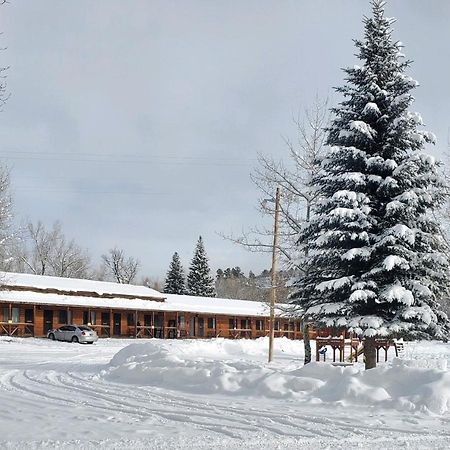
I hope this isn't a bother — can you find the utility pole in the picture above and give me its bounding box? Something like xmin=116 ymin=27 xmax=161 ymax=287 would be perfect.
xmin=268 ymin=186 xmax=281 ymax=363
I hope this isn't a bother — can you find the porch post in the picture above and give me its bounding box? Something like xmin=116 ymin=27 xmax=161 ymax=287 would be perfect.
xmin=9 ymin=303 xmax=12 ymax=336
xmin=152 ymin=311 xmax=155 ymax=338
xmin=33 ymin=304 xmax=36 ymax=337
xmin=135 ymin=310 xmax=138 ymax=338
xmin=163 ymin=311 xmax=166 ymax=339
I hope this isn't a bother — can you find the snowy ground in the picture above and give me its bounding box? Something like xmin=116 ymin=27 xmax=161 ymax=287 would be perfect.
xmin=0 ymin=337 xmax=449 ymax=449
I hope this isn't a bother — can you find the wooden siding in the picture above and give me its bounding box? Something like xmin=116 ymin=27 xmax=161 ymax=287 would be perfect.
xmin=0 ymin=300 xmax=310 ymax=340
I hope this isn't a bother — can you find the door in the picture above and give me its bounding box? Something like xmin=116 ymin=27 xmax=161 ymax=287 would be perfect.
xmin=198 ymin=318 xmax=204 ymax=337
xmin=154 ymin=313 xmax=163 ymax=338
xmin=65 ymin=325 xmax=77 ymax=342
xmin=113 ymin=313 xmax=121 ymax=336
xmin=43 ymin=310 xmax=53 ymax=334
xmin=168 ymin=320 xmax=176 ymax=339
xmin=143 ymin=314 xmax=152 ymax=337
xmin=60 ymin=325 xmax=76 ymax=341
xmin=101 ymin=312 xmax=110 ymax=337
xmin=189 ymin=317 xmax=195 ymax=337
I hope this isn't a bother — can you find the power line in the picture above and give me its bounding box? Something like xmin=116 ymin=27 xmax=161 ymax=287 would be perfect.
xmin=0 ymin=150 xmax=257 ymax=167
xmin=13 ymin=186 xmax=172 ymax=196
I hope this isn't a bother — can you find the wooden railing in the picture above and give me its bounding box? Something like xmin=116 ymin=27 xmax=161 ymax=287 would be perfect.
xmin=0 ymin=322 xmax=34 ymax=337
xmin=228 ymin=328 xmax=252 ymax=339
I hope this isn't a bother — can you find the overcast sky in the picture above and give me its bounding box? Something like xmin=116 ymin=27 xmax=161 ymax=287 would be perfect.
xmin=1 ymin=0 xmax=449 ymax=280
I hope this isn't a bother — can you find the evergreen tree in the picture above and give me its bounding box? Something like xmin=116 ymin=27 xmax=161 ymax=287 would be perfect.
xmin=292 ymin=0 xmax=450 ymax=368
xmin=187 ymin=236 xmax=215 ymax=297
xmin=164 ymin=252 xmax=186 ymax=295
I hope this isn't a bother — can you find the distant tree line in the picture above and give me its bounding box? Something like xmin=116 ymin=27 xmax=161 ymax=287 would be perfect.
xmin=215 ymin=267 xmax=294 ymax=303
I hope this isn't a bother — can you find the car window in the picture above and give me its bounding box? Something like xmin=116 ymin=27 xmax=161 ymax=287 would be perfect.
xmin=58 ymin=326 xmax=69 ymax=331
xmin=77 ymin=326 xmax=92 ymax=331
xmin=67 ymin=326 xmax=76 ymax=331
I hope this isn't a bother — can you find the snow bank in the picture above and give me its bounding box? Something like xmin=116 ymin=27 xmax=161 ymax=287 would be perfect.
xmin=99 ymin=338 xmax=450 ymax=415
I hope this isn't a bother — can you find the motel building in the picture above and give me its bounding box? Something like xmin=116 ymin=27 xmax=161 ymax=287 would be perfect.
xmin=0 ymin=272 xmax=305 ymax=340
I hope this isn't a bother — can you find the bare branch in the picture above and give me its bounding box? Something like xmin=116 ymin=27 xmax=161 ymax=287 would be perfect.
xmin=102 ymin=247 xmax=140 ymax=284
xmin=223 ymin=97 xmax=329 ymax=270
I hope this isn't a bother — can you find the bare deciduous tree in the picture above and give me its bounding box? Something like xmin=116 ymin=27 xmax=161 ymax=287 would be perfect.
xmin=142 ymin=276 xmax=163 ymax=292
xmin=0 ymin=167 xmax=15 ymax=272
xmin=224 ymin=97 xmax=329 ymax=364
xmin=0 ymin=14 xmax=14 ymax=273
xmin=102 ymin=247 xmax=139 ymax=284
xmin=226 ymin=97 xmax=329 ymax=268
xmin=435 ymin=137 xmax=450 ymax=314
xmin=15 ymin=220 xmax=91 ymax=279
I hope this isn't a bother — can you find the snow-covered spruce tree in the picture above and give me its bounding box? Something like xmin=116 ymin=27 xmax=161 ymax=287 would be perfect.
xmin=292 ymin=0 xmax=450 ymax=369
xmin=187 ymin=236 xmax=215 ymax=297
xmin=164 ymin=252 xmax=186 ymax=295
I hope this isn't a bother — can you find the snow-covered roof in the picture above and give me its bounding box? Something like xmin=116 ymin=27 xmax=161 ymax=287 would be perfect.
xmin=0 ymin=272 xmax=283 ymax=317
xmin=0 ymin=290 xmax=273 ymax=317
xmin=164 ymin=294 xmax=271 ymax=317
xmin=0 ymin=271 xmax=164 ymax=300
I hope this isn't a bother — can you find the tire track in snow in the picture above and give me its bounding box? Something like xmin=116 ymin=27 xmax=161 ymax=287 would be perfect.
xmin=3 ymin=367 xmax=447 ymax=442
xmin=66 ymin=371 xmax=450 ymax=440
xmin=65 ymin=372 xmax=334 ymax=438
xmin=13 ymin=370 xmax=251 ymax=439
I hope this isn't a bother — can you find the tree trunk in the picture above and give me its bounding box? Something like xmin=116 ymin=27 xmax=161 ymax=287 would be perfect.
xmin=303 ymin=321 xmax=311 ymax=365
xmin=364 ymin=337 xmax=377 ymax=370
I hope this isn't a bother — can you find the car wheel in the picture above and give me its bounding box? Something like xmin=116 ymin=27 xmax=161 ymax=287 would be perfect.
xmin=71 ymin=336 xmax=79 ymax=343
xmin=48 ymin=333 xmax=55 ymax=341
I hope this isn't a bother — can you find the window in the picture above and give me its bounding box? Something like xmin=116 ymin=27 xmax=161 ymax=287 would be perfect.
xmin=59 ymin=326 xmax=69 ymax=331
xmin=207 ymin=317 xmax=215 ymax=329
xmin=12 ymin=308 xmax=19 ymax=323
xmin=284 ymin=323 xmax=289 ymax=331
xmin=296 ymin=321 xmax=303 ymax=332
xmin=25 ymin=309 xmax=33 ymax=323
xmin=2 ymin=307 xmax=8 ymax=322
xmin=59 ymin=310 xmax=68 ymax=324
xmin=256 ymin=320 xmax=263 ymax=331
xmin=274 ymin=321 xmax=280 ymax=331
xmin=289 ymin=322 xmax=295 ymax=331
xmin=228 ymin=318 xmax=236 ymax=329
xmin=90 ymin=311 xmax=97 ymax=325
xmin=127 ymin=313 xmax=135 ymax=326
xmin=178 ymin=315 xmax=185 ymax=328
xmin=83 ymin=311 xmax=89 ymax=325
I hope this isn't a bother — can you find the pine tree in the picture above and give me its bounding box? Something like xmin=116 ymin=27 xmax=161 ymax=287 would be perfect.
xmin=164 ymin=252 xmax=186 ymax=295
xmin=292 ymin=0 xmax=450 ymax=369
xmin=187 ymin=236 xmax=215 ymax=297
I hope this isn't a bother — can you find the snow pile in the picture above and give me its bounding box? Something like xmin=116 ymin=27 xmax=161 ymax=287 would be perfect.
xmin=100 ymin=338 xmax=450 ymax=414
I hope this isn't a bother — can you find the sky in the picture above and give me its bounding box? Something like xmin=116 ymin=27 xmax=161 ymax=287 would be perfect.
xmin=0 ymin=0 xmax=449 ymax=280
